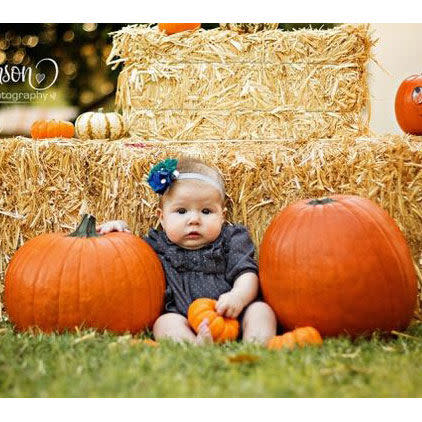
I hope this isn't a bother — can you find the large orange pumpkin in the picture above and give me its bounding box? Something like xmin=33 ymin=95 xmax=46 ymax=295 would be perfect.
xmin=395 ymin=74 xmax=422 ymax=135
xmin=158 ymin=23 xmax=201 ymax=35
xmin=268 ymin=327 xmax=323 ymax=350
xmin=187 ymin=298 xmax=239 ymax=343
xmin=259 ymin=195 xmax=417 ymax=337
xmin=4 ymin=214 xmax=165 ymax=334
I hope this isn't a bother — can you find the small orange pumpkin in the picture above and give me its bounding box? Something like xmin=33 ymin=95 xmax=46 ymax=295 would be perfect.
xmin=30 ymin=120 xmax=75 ymax=139
xmin=395 ymin=74 xmax=422 ymax=135
xmin=158 ymin=23 xmax=201 ymax=35
xmin=187 ymin=298 xmax=239 ymax=343
xmin=267 ymin=327 xmax=323 ymax=350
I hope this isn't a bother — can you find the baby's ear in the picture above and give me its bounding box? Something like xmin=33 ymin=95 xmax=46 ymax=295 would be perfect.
xmin=156 ymin=207 xmax=163 ymax=222
xmin=222 ymin=207 xmax=228 ymax=219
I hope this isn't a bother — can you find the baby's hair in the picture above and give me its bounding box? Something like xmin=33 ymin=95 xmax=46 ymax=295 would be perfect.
xmin=160 ymin=157 xmax=225 ymax=206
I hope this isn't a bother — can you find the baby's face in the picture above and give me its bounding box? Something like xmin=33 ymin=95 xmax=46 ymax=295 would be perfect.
xmin=158 ymin=180 xmax=225 ymax=250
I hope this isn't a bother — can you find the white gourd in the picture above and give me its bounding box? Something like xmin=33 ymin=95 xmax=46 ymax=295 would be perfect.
xmin=75 ymin=110 xmax=127 ymax=140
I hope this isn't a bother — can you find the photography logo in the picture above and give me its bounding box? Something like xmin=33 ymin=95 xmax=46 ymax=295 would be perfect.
xmin=0 ymin=58 xmax=59 ymax=103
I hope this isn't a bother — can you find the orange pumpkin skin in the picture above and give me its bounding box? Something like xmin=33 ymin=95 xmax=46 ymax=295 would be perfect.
xmin=293 ymin=327 xmax=323 ymax=347
xmin=4 ymin=214 xmax=165 ymax=334
xmin=259 ymin=195 xmax=417 ymax=338
xmin=158 ymin=23 xmax=201 ymax=35
xmin=268 ymin=327 xmax=323 ymax=350
xmin=268 ymin=332 xmax=296 ymax=350
xmin=187 ymin=298 xmax=239 ymax=343
xmin=395 ymin=74 xmax=422 ymax=135
xmin=31 ymin=120 xmax=75 ymax=139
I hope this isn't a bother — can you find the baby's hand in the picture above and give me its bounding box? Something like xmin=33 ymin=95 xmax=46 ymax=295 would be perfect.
xmin=96 ymin=220 xmax=131 ymax=235
xmin=215 ymin=292 xmax=245 ymax=319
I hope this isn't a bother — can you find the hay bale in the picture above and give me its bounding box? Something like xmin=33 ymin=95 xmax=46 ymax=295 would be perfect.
xmin=107 ymin=24 xmax=375 ymax=141
xmin=0 ymin=135 xmax=421 ymax=310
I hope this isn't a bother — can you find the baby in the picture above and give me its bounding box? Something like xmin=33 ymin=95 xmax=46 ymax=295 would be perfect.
xmin=98 ymin=157 xmax=277 ymax=345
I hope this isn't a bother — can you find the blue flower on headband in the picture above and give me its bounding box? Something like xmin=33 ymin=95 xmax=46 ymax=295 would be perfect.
xmin=147 ymin=159 xmax=179 ymax=194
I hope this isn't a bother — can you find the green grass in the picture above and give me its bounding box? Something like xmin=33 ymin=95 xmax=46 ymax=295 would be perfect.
xmin=1 ymin=320 xmax=422 ymax=397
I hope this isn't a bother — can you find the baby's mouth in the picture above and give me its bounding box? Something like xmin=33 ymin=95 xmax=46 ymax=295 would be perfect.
xmin=186 ymin=231 xmax=201 ymax=238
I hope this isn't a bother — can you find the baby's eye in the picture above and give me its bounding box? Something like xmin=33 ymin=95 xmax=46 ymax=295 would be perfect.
xmin=176 ymin=208 xmax=187 ymax=214
xmin=202 ymin=208 xmax=212 ymax=215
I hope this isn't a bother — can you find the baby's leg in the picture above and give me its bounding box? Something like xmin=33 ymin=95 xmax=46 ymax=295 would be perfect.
xmin=241 ymin=301 xmax=277 ymax=345
xmin=153 ymin=313 xmax=196 ymax=343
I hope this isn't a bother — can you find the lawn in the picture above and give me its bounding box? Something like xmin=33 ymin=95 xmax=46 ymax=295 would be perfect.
xmin=1 ymin=319 xmax=422 ymax=398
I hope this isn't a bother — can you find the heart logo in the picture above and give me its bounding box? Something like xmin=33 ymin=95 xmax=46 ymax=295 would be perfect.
xmin=36 ymin=73 xmax=45 ymax=84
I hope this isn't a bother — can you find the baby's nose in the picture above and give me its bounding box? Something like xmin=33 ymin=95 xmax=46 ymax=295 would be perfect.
xmin=188 ymin=211 xmax=200 ymax=224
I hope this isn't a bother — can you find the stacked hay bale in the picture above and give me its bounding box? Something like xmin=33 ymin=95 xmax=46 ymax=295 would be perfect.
xmin=107 ymin=24 xmax=374 ymax=141
xmin=0 ymin=136 xmax=421 ymax=307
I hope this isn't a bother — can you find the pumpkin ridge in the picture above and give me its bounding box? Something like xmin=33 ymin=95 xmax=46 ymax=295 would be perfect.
xmin=4 ymin=239 xmax=29 ymax=327
xmin=292 ymin=205 xmax=317 ymax=322
xmin=110 ymin=233 xmax=163 ymax=332
xmin=105 ymin=115 xmax=111 ymax=139
xmin=194 ymin=309 xmax=216 ymax=331
xmin=84 ymin=236 xmax=108 ymax=330
xmin=74 ymin=115 xmax=81 ymax=137
xmin=294 ymin=204 xmax=322 ymax=322
xmin=111 ymin=234 xmax=160 ymax=331
xmin=349 ymin=196 xmax=413 ymax=282
xmin=76 ymin=233 xmax=86 ymax=329
xmin=319 ymin=199 xmax=377 ymax=334
xmin=55 ymin=236 xmax=80 ymax=330
xmin=116 ymin=235 xmax=149 ymax=330
xmin=260 ymin=204 xmax=304 ymax=287
xmin=145 ymin=240 xmax=166 ymax=326
xmin=273 ymin=206 xmax=309 ymax=324
xmin=5 ymin=234 xmax=51 ymax=329
xmin=335 ymin=199 xmax=402 ymax=330
xmin=195 ymin=309 xmax=216 ymax=328
xmin=100 ymin=234 xmax=132 ymax=331
xmin=29 ymin=235 xmax=63 ymax=330
xmin=87 ymin=116 xmax=93 ymax=140
xmin=343 ymin=198 xmax=416 ymax=325
xmin=31 ymin=235 xmax=63 ymax=329
xmin=140 ymin=240 xmax=165 ymax=324
xmin=209 ymin=315 xmax=225 ymax=339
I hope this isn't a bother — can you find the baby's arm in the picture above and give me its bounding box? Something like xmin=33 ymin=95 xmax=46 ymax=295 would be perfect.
xmin=96 ymin=220 xmax=131 ymax=234
xmin=216 ymin=272 xmax=259 ymax=318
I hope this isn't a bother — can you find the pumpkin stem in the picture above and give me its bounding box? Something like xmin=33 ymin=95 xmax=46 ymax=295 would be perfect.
xmin=307 ymin=197 xmax=335 ymax=206
xmin=68 ymin=214 xmax=101 ymax=238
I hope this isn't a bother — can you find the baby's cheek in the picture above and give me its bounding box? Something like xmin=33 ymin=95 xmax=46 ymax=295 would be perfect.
xmin=206 ymin=219 xmax=224 ymax=240
xmin=161 ymin=216 xmax=185 ymax=242
xmin=165 ymin=225 xmax=185 ymax=243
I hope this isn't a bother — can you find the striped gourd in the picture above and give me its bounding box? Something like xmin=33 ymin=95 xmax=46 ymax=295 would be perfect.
xmin=75 ymin=109 xmax=127 ymax=140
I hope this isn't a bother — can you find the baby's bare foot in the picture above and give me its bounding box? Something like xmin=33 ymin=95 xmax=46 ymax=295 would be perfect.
xmin=196 ymin=318 xmax=213 ymax=345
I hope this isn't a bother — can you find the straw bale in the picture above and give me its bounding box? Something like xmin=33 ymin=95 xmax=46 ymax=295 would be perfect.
xmin=119 ymin=63 xmax=365 ymax=112
xmin=124 ymin=109 xmax=368 ymax=141
xmin=108 ymin=24 xmax=374 ymax=141
xmin=0 ymin=135 xmax=421 ymax=310
xmin=108 ymin=23 xmax=373 ymax=66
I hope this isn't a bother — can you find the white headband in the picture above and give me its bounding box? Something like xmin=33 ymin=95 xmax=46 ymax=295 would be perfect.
xmin=173 ymin=171 xmax=224 ymax=196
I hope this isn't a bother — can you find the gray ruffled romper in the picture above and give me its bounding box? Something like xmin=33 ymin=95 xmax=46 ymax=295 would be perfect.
xmin=143 ymin=224 xmax=258 ymax=317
